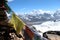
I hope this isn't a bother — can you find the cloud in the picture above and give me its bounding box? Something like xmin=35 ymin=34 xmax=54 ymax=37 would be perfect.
xmin=57 ymin=9 xmax=60 ymax=10
xmin=28 ymin=9 xmax=52 ymax=14
xmin=20 ymin=8 xmax=26 ymax=11
xmin=38 ymin=10 xmax=53 ymax=14
xmin=19 ymin=9 xmax=56 ymax=15
xmin=8 ymin=0 xmax=14 ymax=2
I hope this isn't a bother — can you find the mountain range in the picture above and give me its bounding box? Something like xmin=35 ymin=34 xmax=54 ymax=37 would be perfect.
xmin=18 ymin=10 xmax=60 ymax=25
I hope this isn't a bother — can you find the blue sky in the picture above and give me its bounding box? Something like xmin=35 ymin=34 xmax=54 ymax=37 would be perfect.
xmin=8 ymin=0 xmax=60 ymax=14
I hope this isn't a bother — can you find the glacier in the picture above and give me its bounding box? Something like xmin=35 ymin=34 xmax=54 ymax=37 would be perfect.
xmin=32 ymin=21 xmax=60 ymax=37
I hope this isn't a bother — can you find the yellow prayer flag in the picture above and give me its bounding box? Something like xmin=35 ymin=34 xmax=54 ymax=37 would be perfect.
xmin=10 ymin=13 xmax=25 ymax=34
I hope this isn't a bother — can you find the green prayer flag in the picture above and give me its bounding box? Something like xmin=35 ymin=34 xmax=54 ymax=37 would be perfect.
xmin=4 ymin=3 xmax=12 ymax=14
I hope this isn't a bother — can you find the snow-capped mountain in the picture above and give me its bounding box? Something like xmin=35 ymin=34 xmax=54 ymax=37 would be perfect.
xmin=53 ymin=10 xmax=60 ymax=19
xmin=19 ymin=13 xmax=53 ymax=22
xmin=19 ymin=10 xmax=60 ymax=22
xmin=33 ymin=21 xmax=60 ymax=33
xmin=30 ymin=21 xmax=60 ymax=38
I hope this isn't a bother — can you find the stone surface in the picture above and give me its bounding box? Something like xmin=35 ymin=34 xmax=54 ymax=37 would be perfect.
xmin=47 ymin=34 xmax=60 ymax=40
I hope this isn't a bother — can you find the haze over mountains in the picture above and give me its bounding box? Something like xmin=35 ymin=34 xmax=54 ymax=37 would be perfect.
xmin=18 ymin=9 xmax=60 ymax=25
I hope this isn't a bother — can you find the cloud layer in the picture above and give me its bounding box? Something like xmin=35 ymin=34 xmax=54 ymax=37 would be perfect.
xmin=8 ymin=0 xmax=14 ymax=2
xmin=21 ymin=9 xmax=55 ymax=15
